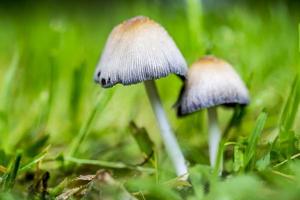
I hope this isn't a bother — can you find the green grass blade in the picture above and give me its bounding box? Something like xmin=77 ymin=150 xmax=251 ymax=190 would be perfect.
xmin=19 ymin=146 xmax=49 ymax=173
xmin=68 ymin=89 xmax=115 ymax=157
xmin=65 ymin=157 xmax=154 ymax=173
xmin=25 ymin=134 xmax=49 ymax=157
xmin=69 ymin=63 xmax=86 ymax=124
xmin=29 ymin=57 xmax=56 ymax=136
xmin=38 ymin=57 xmax=56 ymax=128
xmin=0 ymin=50 xmax=19 ymax=147
xmin=2 ymin=151 xmax=22 ymax=191
xmin=244 ymin=111 xmax=267 ymax=168
xmin=186 ymin=0 xmax=204 ymax=55
xmin=223 ymin=105 xmax=246 ymax=140
xmin=19 ymin=153 xmax=47 ymax=173
xmin=0 ymin=50 xmax=19 ymax=111
xmin=129 ymin=121 xmax=154 ymax=157
xmin=279 ymin=76 xmax=300 ymax=141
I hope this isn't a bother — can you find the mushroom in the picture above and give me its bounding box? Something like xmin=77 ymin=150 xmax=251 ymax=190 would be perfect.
xmin=94 ymin=16 xmax=188 ymax=177
xmin=176 ymin=56 xmax=249 ymax=170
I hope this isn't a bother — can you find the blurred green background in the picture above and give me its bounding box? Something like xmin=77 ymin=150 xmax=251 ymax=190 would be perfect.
xmin=0 ymin=0 xmax=300 ymax=199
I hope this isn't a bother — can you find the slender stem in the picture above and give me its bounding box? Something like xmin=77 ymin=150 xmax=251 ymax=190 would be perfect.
xmin=144 ymin=80 xmax=188 ymax=178
xmin=207 ymin=107 xmax=222 ymax=170
xmin=65 ymin=157 xmax=154 ymax=173
xmin=68 ymin=90 xmax=114 ymax=157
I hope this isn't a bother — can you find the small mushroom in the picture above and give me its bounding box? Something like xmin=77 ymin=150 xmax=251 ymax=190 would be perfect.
xmin=94 ymin=16 xmax=188 ymax=177
xmin=176 ymin=56 xmax=249 ymax=170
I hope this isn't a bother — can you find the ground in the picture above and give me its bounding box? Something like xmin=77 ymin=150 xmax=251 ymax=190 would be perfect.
xmin=0 ymin=0 xmax=299 ymax=199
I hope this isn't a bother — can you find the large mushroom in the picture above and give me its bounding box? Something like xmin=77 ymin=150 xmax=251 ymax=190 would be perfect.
xmin=94 ymin=16 xmax=188 ymax=177
xmin=176 ymin=56 xmax=249 ymax=170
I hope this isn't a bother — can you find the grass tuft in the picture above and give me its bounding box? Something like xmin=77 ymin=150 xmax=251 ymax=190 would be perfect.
xmin=244 ymin=111 xmax=267 ymax=169
xmin=68 ymin=89 xmax=115 ymax=157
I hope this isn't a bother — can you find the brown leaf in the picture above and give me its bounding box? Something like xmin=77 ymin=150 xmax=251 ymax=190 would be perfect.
xmin=56 ymin=186 xmax=86 ymax=200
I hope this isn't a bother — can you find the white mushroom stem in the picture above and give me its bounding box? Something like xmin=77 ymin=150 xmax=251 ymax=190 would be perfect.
xmin=207 ymin=107 xmax=222 ymax=170
xmin=144 ymin=80 xmax=188 ymax=178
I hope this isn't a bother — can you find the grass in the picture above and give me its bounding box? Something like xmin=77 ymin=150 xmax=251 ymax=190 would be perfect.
xmin=0 ymin=0 xmax=300 ymax=199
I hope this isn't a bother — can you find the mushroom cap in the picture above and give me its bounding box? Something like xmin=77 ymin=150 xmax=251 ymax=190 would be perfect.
xmin=177 ymin=56 xmax=250 ymax=116
xmin=94 ymin=16 xmax=188 ymax=88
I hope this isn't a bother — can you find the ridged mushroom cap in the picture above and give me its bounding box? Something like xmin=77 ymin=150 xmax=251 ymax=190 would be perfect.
xmin=94 ymin=16 xmax=188 ymax=88
xmin=177 ymin=56 xmax=250 ymax=116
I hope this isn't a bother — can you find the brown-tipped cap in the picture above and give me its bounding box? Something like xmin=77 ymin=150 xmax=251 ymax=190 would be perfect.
xmin=94 ymin=16 xmax=188 ymax=88
xmin=177 ymin=56 xmax=250 ymax=116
